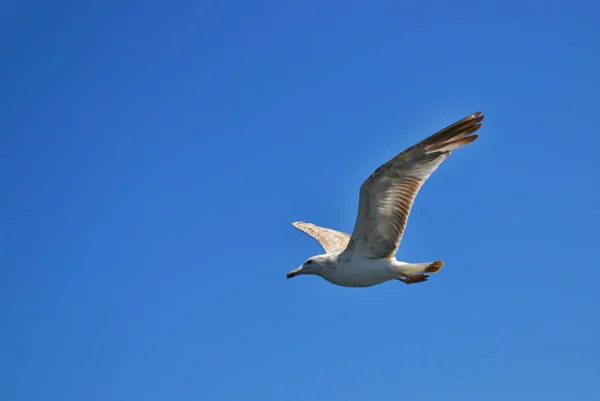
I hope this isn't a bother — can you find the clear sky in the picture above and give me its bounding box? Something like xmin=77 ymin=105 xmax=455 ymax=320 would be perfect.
xmin=2 ymin=1 xmax=600 ymax=400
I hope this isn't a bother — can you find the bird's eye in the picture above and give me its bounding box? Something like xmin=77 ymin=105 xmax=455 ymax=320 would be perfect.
xmin=306 ymin=260 xmax=313 ymax=265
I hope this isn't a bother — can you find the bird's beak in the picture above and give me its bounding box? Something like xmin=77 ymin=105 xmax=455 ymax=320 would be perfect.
xmin=286 ymin=266 xmax=303 ymax=279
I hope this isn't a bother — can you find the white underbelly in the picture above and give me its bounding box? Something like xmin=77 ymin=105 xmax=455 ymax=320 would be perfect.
xmin=320 ymin=258 xmax=397 ymax=288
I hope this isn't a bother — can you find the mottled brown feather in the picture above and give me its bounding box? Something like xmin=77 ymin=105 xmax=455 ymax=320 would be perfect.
xmin=347 ymin=111 xmax=484 ymax=259
xmin=292 ymin=221 xmax=351 ymax=253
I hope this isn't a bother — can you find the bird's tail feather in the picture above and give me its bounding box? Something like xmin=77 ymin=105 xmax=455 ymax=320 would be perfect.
xmin=397 ymin=260 xmax=444 ymax=275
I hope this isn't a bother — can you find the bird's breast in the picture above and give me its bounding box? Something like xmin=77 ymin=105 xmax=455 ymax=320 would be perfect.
xmin=318 ymin=257 xmax=395 ymax=287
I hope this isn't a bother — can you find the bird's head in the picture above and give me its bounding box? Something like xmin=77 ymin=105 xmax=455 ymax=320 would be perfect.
xmin=286 ymin=254 xmax=330 ymax=279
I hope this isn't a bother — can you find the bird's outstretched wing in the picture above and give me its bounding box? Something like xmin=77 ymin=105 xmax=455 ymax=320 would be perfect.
xmin=346 ymin=111 xmax=485 ymax=259
xmin=292 ymin=221 xmax=350 ymax=253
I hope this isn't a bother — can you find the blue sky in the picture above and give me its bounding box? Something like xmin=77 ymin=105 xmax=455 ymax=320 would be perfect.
xmin=2 ymin=0 xmax=600 ymax=400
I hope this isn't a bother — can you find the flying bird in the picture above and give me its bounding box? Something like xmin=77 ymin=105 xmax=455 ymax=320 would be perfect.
xmin=287 ymin=111 xmax=485 ymax=287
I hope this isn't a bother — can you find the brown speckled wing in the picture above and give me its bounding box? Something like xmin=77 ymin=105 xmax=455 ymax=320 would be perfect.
xmin=292 ymin=222 xmax=351 ymax=253
xmin=347 ymin=111 xmax=485 ymax=259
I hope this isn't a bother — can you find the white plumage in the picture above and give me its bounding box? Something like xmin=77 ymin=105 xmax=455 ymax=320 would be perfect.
xmin=287 ymin=111 xmax=485 ymax=287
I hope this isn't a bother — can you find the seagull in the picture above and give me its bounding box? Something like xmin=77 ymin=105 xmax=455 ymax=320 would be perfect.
xmin=287 ymin=111 xmax=485 ymax=287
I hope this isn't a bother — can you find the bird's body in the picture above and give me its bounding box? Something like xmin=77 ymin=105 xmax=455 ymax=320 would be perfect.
xmin=312 ymin=252 xmax=394 ymax=287
xmin=307 ymin=251 xmax=440 ymax=287
xmin=287 ymin=111 xmax=484 ymax=288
